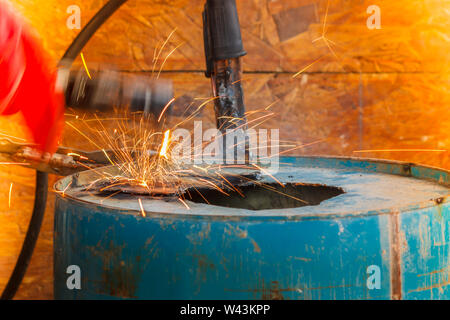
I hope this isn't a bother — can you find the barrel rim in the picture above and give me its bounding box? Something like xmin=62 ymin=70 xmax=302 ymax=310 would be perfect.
xmin=54 ymin=155 xmax=450 ymax=221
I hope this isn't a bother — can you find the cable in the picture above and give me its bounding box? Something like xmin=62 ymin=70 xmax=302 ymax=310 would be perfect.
xmin=1 ymin=172 xmax=48 ymax=299
xmin=1 ymin=0 xmax=127 ymax=300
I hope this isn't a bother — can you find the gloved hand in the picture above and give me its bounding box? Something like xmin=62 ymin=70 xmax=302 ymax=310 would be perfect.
xmin=0 ymin=1 xmax=64 ymax=153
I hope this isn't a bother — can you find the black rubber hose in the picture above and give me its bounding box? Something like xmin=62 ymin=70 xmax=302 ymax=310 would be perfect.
xmin=1 ymin=171 xmax=48 ymax=299
xmin=1 ymin=0 xmax=127 ymax=300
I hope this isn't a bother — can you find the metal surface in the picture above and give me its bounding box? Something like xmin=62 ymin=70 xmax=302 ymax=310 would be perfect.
xmin=0 ymin=138 xmax=119 ymax=175
xmin=54 ymin=156 xmax=450 ymax=299
xmin=210 ymin=58 xmax=247 ymax=133
xmin=0 ymin=137 xmax=160 ymax=175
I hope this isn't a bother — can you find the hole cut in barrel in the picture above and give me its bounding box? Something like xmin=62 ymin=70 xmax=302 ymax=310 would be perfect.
xmin=184 ymin=183 xmax=345 ymax=210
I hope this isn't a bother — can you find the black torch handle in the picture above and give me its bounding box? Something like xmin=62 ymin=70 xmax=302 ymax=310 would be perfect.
xmin=203 ymin=0 xmax=247 ymax=130
xmin=203 ymin=0 xmax=246 ymax=78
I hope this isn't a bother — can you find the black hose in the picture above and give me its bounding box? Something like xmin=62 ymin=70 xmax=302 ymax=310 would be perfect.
xmin=1 ymin=0 xmax=127 ymax=300
xmin=1 ymin=172 xmax=48 ymax=299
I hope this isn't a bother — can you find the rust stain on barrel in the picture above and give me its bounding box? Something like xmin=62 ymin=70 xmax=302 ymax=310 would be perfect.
xmin=389 ymin=211 xmax=403 ymax=300
xmin=88 ymin=241 xmax=140 ymax=298
xmin=250 ymin=239 xmax=261 ymax=253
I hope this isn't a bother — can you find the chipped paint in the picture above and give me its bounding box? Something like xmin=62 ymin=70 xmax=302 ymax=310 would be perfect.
xmin=292 ymin=257 xmax=312 ymax=262
xmin=250 ymin=239 xmax=261 ymax=253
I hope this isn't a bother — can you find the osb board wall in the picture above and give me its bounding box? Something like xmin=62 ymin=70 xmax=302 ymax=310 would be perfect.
xmin=0 ymin=0 xmax=449 ymax=299
xmin=10 ymin=0 xmax=450 ymax=72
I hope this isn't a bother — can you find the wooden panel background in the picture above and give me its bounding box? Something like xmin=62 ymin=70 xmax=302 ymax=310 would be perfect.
xmin=1 ymin=0 xmax=450 ymax=299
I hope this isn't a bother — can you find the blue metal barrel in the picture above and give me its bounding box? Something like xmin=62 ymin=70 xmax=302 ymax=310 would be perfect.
xmin=53 ymin=156 xmax=450 ymax=299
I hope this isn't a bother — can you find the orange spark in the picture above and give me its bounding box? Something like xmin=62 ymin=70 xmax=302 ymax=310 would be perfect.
xmin=60 ymin=181 xmax=72 ymax=198
xmin=66 ymin=121 xmax=103 ymax=150
xmin=152 ymin=28 xmax=178 ymax=75
xmin=0 ymin=131 xmax=26 ymax=141
xmin=157 ymin=42 xmax=185 ymax=79
xmin=67 ymin=152 xmax=88 ymax=160
xmin=252 ymin=163 xmax=284 ymax=188
xmin=0 ymin=162 xmax=31 ymax=166
xmin=8 ymin=183 xmax=13 ymax=208
xmin=353 ymin=149 xmax=447 ymax=153
xmin=293 ymin=57 xmax=324 ymax=78
xmin=102 ymin=149 xmax=116 ymax=166
xmin=310 ymin=0 xmax=341 ymax=65
xmin=158 ymin=98 xmax=175 ymax=123
xmin=159 ymin=130 xmax=171 ymax=159
xmin=80 ymin=53 xmax=92 ymax=79
xmin=138 ymin=198 xmax=146 ymax=217
xmin=178 ymin=197 xmax=190 ymax=210
xmin=264 ymin=99 xmax=280 ymax=111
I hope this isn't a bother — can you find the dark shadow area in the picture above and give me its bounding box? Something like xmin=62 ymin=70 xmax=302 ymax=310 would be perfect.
xmin=184 ymin=183 xmax=345 ymax=210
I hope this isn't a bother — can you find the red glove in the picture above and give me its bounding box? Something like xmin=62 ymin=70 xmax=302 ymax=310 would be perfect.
xmin=0 ymin=1 xmax=64 ymax=153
